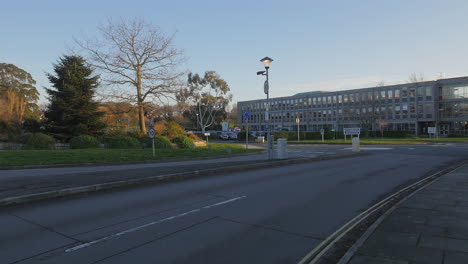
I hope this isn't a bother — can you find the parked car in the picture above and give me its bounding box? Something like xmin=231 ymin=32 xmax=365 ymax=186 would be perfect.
xmin=219 ymin=132 xmax=230 ymax=140
xmin=228 ymin=132 xmax=238 ymax=140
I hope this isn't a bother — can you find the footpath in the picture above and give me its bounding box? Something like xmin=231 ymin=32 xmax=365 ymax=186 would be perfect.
xmin=0 ymin=150 xmax=360 ymax=207
xmin=345 ymin=163 xmax=468 ymax=264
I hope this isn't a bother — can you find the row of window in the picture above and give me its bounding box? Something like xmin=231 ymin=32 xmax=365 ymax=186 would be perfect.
xmin=243 ymin=103 xmax=435 ymax=123
xmin=240 ymin=86 xmax=433 ymax=112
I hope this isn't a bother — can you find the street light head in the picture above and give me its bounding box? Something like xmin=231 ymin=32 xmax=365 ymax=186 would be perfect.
xmin=260 ymin=57 xmax=273 ymax=69
xmin=257 ymin=71 xmax=266 ymax=75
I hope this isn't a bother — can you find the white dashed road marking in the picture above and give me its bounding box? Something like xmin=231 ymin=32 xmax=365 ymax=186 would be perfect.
xmin=65 ymin=195 xmax=247 ymax=253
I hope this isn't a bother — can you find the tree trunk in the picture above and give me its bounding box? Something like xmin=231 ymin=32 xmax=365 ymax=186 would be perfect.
xmin=136 ymin=67 xmax=146 ymax=134
xmin=138 ymin=102 xmax=146 ymax=133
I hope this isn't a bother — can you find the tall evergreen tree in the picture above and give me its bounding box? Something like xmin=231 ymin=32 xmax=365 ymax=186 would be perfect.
xmin=45 ymin=55 xmax=106 ymax=139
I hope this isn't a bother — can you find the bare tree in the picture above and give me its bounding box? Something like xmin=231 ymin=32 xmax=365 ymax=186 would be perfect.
xmin=407 ymin=73 xmax=424 ymax=83
xmin=76 ymin=18 xmax=184 ymax=133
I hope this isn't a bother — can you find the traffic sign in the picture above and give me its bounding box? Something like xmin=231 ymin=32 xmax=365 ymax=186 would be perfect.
xmin=343 ymin=128 xmax=360 ymax=135
xmin=320 ymin=129 xmax=325 ymax=135
xmin=243 ymin=112 xmax=250 ymax=119
xmin=148 ymin=128 xmax=156 ymax=139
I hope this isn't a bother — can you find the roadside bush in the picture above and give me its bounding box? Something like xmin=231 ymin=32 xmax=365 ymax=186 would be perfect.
xmin=69 ymin=135 xmax=100 ymax=149
xmin=25 ymin=133 xmax=56 ymax=149
xmin=126 ymin=130 xmax=146 ymax=139
xmin=186 ymin=132 xmax=201 ymax=141
xmin=107 ymin=135 xmax=141 ymax=149
xmin=172 ymin=136 xmax=195 ymax=149
xmin=154 ymin=136 xmax=173 ymax=149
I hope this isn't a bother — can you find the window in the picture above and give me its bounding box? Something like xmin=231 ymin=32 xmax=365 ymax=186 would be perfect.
xmin=388 ymin=90 xmax=393 ymax=99
xmin=441 ymin=84 xmax=468 ymax=99
xmin=338 ymin=95 xmax=342 ymax=103
xmin=401 ymin=88 xmax=408 ymax=97
xmin=395 ymin=89 xmax=400 ymax=98
xmin=410 ymin=89 xmax=416 ymax=97
xmin=381 ymin=90 xmax=386 ymax=99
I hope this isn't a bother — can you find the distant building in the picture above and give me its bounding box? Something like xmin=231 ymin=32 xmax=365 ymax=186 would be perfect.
xmin=237 ymin=76 xmax=468 ymax=136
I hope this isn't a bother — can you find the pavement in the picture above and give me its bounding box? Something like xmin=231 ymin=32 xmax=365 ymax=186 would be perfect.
xmin=345 ymin=162 xmax=468 ymax=264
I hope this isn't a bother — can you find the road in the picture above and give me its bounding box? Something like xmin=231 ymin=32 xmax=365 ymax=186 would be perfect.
xmin=2 ymin=143 xmax=468 ymax=264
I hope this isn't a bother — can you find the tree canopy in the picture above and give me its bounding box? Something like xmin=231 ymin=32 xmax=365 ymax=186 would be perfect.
xmin=0 ymin=63 xmax=41 ymax=124
xmin=44 ymin=55 xmax=106 ymax=139
xmin=177 ymin=71 xmax=232 ymax=132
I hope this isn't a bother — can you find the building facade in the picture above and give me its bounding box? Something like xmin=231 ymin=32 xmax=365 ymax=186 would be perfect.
xmin=237 ymin=76 xmax=468 ymax=136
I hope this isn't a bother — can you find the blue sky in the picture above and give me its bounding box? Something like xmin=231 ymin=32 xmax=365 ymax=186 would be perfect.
xmin=2 ymin=0 xmax=468 ymax=105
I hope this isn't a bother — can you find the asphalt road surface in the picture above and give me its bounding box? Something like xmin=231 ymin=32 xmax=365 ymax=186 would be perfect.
xmin=2 ymin=143 xmax=467 ymax=264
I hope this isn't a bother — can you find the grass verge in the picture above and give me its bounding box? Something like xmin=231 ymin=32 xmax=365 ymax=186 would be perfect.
xmin=287 ymin=137 xmax=468 ymax=145
xmin=0 ymin=143 xmax=261 ymax=167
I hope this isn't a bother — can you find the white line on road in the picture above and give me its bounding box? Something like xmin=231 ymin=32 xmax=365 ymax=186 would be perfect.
xmin=65 ymin=195 xmax=247 ymax=253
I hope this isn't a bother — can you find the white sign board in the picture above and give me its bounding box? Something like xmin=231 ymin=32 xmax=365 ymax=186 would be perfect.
xmin=222 ymin=122 xmax=229 ymax=132
xmin=148 ymin=128 xmax=156 ymax=139
xmin=320 ymin=129 xmax=325 ymax=135
xmin=204 ymin=133 xmax=211 ymax=136
xmin=428 ymin=127 xmax=436 ymax=134
xmin=343 ymin=128 xmax=361 ymax=135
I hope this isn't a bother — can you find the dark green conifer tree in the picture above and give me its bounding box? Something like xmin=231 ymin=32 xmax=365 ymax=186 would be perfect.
xmin=45 ymin=55 xmax=106 ymax=139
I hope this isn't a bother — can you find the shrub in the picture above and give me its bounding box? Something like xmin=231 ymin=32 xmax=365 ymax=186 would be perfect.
xmin=25 ymin=133 xmax=56 ymax=149
xmin=154 ymin=136 xmax=173 ymax=149
xmin=172 ymin=136 xmax=195 ymax=148
xmin=126 ymin=130 xmax=146 ymax=139
xmin=107 ymin=135 xmax=141 ymax=149
xmin=69 ymin=135 xmax=100 ymax=149
xmin=186 ymin=132 xmax=201 ymax=141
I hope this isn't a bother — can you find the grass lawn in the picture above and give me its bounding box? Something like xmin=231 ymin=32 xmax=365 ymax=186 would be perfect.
xmin=287 ymin=137 xmax=468 ymax=145
xmin=0 ymin=143 xmax=262 ymax=167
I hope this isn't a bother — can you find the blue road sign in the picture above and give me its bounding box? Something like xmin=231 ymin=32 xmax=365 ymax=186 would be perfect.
xmin=243 ymin=112 xmax=250 ymax=118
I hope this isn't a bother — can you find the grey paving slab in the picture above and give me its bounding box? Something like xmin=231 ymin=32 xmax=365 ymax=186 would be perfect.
xmin=348 ymin=163 xmax=468 ymax=264
xmin=444 ymin=250 xmax=468 ymax=264
xmin=348 ymin=255 xmax=409 ymax=264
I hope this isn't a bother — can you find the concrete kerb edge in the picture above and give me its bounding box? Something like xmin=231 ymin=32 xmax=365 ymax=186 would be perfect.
xmin=336 ymin=160 xmax=468 ymax=264
xmin=0 ymin=152 xmax=366 ymax=207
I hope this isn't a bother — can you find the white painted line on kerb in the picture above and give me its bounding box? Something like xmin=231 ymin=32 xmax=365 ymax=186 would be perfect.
xmin=65 ymin=195 xmax=247 ymax=253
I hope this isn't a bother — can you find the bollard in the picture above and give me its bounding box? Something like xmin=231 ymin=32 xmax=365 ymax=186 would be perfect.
xmin=352 ymin=137 xmax=360 ymax=152
xmin=277 ymin=138 xmax=287 ymax=159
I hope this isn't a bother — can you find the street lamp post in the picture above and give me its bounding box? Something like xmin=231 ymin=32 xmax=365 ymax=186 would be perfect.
xmin=257 ymin=57 xmax=274 ymax=159
xmin=296 ymin=116 xmax=300 ymax=141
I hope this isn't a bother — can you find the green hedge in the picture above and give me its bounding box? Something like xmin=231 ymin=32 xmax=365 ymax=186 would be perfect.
xmin=172 ymin=136 xmax=195 ymax=148
xmin=154 ymin=136 xmax=173 ymax=149
xmin=107 ymin=135 xmax=141 ymax=149
xmin=270 ymin=130 xmax=410 ymax=140
xmin=69 ymin=135 xmax=100 ymax=149
xmin=25 ymin=133 xmax=56 ymax=149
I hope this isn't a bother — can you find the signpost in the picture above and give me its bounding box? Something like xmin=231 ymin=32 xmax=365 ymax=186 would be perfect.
xmin=147 ymin=118 xmax=156 ymax=157
xmin=343 ymin=127 xmax=361 ymax=141
xmin=204 ymin=132 xmax=210 ymax=144
xmin=428 ymin=127 xmax=436 ymax=139
xmin=320 ymin=128 xmax=325 ymax=142
xmin=148 ymin=128 xmax=156 ymax=157
xmin=243 ymin=112 xmax=250 ymax=149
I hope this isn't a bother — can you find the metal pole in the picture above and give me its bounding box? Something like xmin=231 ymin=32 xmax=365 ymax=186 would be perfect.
xmin=152 ymin=138 xmax=155 ymax=157
xmin=266 ymin=68 xmax=272 ymax=160
xmin=297 ymin=118 xmax=300 ymax=141
xmin=246 ymin=121 xmax=249 ymax=149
